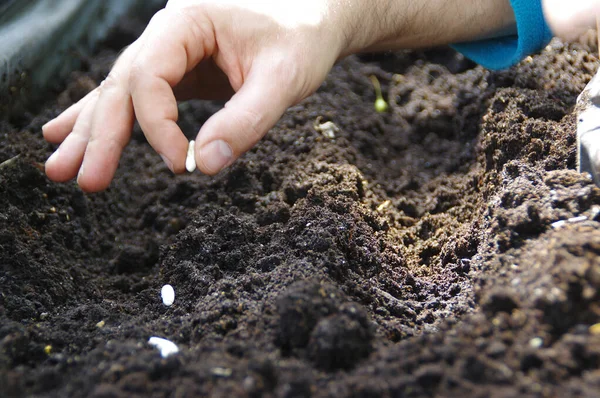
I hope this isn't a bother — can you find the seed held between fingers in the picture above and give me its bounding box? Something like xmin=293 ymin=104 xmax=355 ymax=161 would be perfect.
xmin=186 ymin=140 xmax=196 ymax=172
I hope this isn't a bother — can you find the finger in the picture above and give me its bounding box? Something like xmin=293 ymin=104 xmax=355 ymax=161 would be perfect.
xmin=132 ymin=74 xmax=188 ymax=173
xmin=543 ymin=0 xmax=600 ymax=40
xmin=76 ymin=71 xmax=135 ymax=192
xmin=45 ymin=93 xmax=98 ymax=182
xmin=42 ymin=88 xmax=98 ymax=144
xmin=42 ymin=44 xmax=139 ymax=146
xmin=193 ymin=68 xmax=295 ymax=175
xmin=128 ymin=8 xmax=213 ymax=173
xmin=74 ymin=42 xmax=144 ymax=192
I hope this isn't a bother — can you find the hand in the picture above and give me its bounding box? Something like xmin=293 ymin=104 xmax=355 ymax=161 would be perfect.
xmin=543 ymin=0 xmax=600 ymax=41
xmin=43 ymin=0 xmax=345 ymax=192
xmin=43 ymin=0 xmax=517 ymax=192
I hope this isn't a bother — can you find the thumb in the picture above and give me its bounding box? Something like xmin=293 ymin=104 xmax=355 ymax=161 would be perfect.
xmin=193 ymin=66 xmax=299 ymax=175
xmin=543 ymin=0 xmax=600 ymax=41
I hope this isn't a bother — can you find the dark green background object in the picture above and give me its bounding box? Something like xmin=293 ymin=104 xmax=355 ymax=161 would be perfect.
xmin=0 ymin=0 xmax=164 ymax=118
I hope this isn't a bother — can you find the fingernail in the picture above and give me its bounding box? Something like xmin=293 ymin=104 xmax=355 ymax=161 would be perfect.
xmin=159 ymin=154 xmax=174 ymax=173
xmin=198 ymin=140 xmax=233 ymax=173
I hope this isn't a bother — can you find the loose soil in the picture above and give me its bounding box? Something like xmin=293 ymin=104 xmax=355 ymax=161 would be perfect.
xmin=1 ymin=11 xmax=600 ymax=398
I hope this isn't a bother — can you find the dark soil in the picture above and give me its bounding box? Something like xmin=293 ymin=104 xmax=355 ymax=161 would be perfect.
xmin=2 ymin=10 xmax=600 ymax=398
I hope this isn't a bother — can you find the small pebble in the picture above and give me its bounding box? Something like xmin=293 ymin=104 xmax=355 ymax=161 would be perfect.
xmin=211 ymin=367 xmax=233 ymax=377
xmin=186 ymin=140 xmax=196 ymax=172
xmin=551 ymin=215 xmax=588 ymax=229
xmin=529 ymin=337 xmax=543 ymax=348
xmin=161 ymin=284 xmax=175 ymax=306
xmin=568 ymin=215 xmax=588 ymax=223
xmin=148 ymin=336 xmax=179 ymax=358
xmin=551 ymin=220 xmax=566 ymax=229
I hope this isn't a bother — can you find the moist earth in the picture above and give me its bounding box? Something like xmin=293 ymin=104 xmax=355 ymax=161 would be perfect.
xmin=1 ymin=11 xmax=600 ymax=398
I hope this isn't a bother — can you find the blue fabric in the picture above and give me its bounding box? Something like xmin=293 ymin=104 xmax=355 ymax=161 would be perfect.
xmin=452 ymin=0 xmax=553 ymax=70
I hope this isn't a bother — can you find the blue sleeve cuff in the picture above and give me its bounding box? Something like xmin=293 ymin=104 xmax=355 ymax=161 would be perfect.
xmin=451 ymin=0 xmax=553 ymax=70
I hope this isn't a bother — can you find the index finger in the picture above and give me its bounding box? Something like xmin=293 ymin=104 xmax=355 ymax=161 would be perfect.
xmin=128 ymin=8 xmax=216 ymax=172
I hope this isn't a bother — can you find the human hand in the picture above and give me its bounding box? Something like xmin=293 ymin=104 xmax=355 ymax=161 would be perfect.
xmin=543 ymin=0 xmax=600 ymax=41
xmin=43 ymin=0 xmax=347 ymax=192
xmin=43 ymin=0 xmax=518 ymax=192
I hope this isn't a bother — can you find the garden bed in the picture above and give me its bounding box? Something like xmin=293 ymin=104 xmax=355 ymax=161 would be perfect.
xmin=1 ymin=11 xmax=599 ymax=398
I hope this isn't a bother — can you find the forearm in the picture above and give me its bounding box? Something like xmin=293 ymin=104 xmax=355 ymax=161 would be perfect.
xmin=335 ymin=0 xmax=516 ymax=56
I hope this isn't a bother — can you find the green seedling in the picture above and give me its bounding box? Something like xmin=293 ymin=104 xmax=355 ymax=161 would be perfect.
xmin=370 ymin=75 xmax=388 ymax=113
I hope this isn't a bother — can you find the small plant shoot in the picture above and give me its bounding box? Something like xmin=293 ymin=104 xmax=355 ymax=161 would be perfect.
xmin=370 ymin=75 xmax=388 ymax=113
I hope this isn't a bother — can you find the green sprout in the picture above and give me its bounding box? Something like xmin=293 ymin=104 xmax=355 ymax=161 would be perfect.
xmin=369 ymin=75 xmax=388 ymax=113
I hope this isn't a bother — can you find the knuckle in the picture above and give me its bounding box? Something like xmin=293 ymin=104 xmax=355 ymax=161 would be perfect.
xmin=147 ymin=7 xmax=169 ymax=25
xmin=127 ymin=63 xmax=144 ymax=91
xmin=265 ymin=54 xmax=310 ymax=101
xmin=236 ymin=108 xmax=263 ymax=145
xmin=101 ymin=71 xmax=121 ymax=91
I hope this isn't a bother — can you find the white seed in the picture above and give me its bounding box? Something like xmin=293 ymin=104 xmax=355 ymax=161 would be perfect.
xmin=148 ymin=336 xmax=179 ymax=358
xmin=161 ymin=284 xmax=175 ymax=306
xmin=186 ymin=140 xmax=196 ymax=172
xmin=313 ymin=117 xmax=339 ymax=139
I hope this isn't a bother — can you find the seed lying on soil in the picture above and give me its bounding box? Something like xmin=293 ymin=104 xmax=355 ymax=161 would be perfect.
xmin=186 ymin=140 xmax=196 ymax=173
xmin=161 ymin=284 xmax=175 ymax=306
xmin=148 ymin=336 xmax=179 ymax=358
xmin=313 ymin=116 xmax=339 ymax=139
